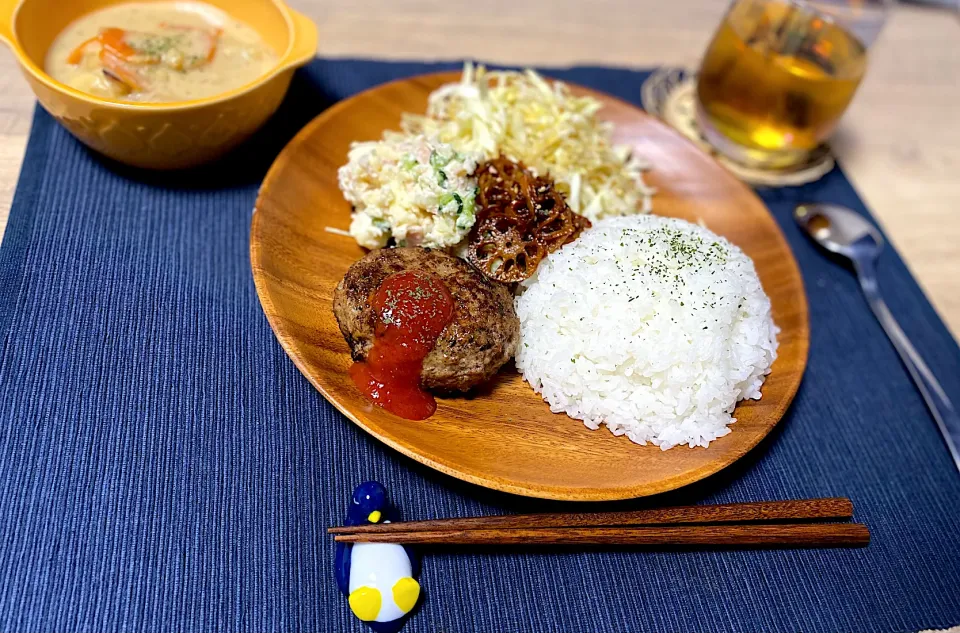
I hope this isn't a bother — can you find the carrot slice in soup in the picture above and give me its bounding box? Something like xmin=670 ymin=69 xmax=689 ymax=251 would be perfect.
xmin=206 ymin=28 xmax=223 ymax=62
xmin=66 ymin=36 xmax=99 ymax=65
xmin=98 ymin=27 xmax=139 ymax=59
xmin=100 ymin=48 xmax=145 ymax=92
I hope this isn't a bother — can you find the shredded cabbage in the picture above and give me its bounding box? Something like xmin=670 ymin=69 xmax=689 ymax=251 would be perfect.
xmin=394 ymin=62 xmax=655 ymax=220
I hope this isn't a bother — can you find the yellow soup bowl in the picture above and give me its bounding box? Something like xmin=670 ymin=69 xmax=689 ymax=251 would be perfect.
xmin=0 ymin=0 xmax=318 ymax=169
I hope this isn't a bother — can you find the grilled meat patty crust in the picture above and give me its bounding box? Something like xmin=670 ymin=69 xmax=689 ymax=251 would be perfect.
xmin=334 ymin=247 xmax=520 ymax=392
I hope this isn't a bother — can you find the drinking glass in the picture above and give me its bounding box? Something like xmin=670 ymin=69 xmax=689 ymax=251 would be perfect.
xmin=696 ymin=0 xmax=889 ymax=169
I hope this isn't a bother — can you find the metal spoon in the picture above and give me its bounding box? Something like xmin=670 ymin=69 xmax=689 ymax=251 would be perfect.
xmin=794 ymin=202 xmax=960 ymax=473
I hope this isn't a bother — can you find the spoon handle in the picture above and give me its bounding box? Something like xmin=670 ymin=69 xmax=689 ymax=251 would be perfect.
xmin=855 ymin=259 xmax=960 ymax=473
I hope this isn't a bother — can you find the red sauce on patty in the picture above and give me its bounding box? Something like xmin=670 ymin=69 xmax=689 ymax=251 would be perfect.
xmin=350 ymin=270 xmax=454 ymax=420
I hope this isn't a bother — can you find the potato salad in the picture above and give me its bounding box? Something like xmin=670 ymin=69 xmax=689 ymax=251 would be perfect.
xmin=338 ymin=135 xmax=481 ymax=250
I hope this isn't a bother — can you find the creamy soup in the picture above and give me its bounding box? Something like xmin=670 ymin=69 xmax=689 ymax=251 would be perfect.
xmin=46 ymin=2 xmax=278 ymax=103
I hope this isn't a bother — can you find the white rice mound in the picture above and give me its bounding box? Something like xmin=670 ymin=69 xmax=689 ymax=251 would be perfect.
xmin=515 ymin=215 xmax=779 ymax=450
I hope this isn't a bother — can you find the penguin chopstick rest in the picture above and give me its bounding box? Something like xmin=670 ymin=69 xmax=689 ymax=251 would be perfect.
xmin=335 ymin=482 xmax=421 ymax=633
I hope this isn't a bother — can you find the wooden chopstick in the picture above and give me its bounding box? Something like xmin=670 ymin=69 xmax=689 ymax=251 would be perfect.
xmin=333 ymin=523 xmax=870 ymax=547
xmin=327 ymin=498 xmax=853 ymax=535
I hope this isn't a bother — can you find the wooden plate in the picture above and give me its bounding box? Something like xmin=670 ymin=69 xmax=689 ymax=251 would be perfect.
xmin=251 ymin=72 xmax=809 ymax=501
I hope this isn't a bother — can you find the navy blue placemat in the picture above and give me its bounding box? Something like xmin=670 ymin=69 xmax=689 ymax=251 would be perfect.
xmin=0 ymin=59 xmax=958 ymax=633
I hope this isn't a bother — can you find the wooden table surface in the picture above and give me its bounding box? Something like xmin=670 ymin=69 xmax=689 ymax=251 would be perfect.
xmin=0 ymin=0 xmax=958 ymax=336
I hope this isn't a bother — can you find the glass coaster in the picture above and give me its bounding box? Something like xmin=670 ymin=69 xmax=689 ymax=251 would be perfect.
xmin=640 ymin=67 xmax=835 ymax=187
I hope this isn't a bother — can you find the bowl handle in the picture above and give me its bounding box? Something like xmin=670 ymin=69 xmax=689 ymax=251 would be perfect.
xmin=278 ymin=8 xmax=318 ymax=71
xmin=0 ymin=0 xmax=17 ymax=46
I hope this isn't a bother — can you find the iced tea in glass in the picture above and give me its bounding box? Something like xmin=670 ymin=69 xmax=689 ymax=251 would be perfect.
xmin=696 ymin=0 xmax=888 ymax=169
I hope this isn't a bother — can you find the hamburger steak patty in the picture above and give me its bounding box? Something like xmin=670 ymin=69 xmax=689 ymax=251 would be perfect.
xmin=334 ymin=247 xmax=520 ymax=392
